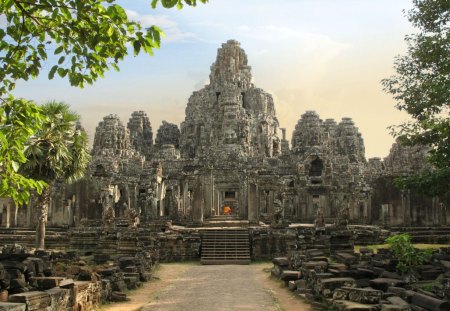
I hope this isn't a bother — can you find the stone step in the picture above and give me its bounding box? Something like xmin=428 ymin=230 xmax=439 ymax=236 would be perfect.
xmin=201 ymin=229 xmax=250 ymax=265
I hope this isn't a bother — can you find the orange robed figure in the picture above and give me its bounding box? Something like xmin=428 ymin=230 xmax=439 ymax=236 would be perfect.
xmin=223 ymin=206 xmax=232 ymax=215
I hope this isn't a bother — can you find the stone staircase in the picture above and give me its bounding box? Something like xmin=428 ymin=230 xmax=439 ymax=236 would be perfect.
xmin=203 ymin=215 xmax=249 ymax=227
xmin=200 ymin=228 xmax=251 ymax=265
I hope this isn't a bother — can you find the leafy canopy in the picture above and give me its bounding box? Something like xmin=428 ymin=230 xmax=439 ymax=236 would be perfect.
xmin=21 ymin=101 xmax=91 ymax=185
xmin=382 ymin=0 xmax=450 ymax=196
xmin=0 ymin=0 xmax=207 ymax=205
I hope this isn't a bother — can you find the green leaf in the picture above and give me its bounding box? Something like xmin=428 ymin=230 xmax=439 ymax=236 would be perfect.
xmin=48 ymin=65 xmax=58 ymax=79
xmin=54 ymin=46 xmax=64 ymax=55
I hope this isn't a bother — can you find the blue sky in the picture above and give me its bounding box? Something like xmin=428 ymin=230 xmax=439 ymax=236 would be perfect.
xmin=11 ymin=0 xmax=415 ymax=158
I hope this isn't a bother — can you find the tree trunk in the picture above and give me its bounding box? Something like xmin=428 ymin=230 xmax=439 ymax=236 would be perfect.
xmin=36 ymin=187 xmax=51 ymax=250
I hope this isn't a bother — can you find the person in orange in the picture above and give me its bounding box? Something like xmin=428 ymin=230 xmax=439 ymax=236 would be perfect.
xmin=223 ymin=205 xmax=232 ymax=215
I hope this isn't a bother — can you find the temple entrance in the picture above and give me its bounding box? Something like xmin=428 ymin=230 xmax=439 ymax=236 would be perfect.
xmin=211 ymin=189 xmax=240 ymax=217
xmin=222 ymin=191 xmax=238 ymax=215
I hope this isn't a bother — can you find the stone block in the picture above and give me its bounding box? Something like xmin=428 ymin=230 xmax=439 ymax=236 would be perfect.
xmin=288 ymin=281 xmax=297 ymax=291
xmin=8 ymin=291 xmax=51 ymax=311
xmin=111 ymin=291 xmax=127 ymax=302
xmin=29 ymin=277 xmax=65 ymax=290
xmin=97 ymin=267 xmax=120 ymax=277
xmin=272 ymin=257 xmax=290 ymax=267
xmin=381 ymin=304 xmax=410 ymax=311
xmin=139 ymin=272 xmax=152 ymax=282
xmin=9 ymin=279 xmax=26 ymax=290
xmin=370 ymin=278 xmax=407 ymax=292
xmin=280 ymin=270 xmax=301 ymax=283
xmin=302 ymin=261 xmax=328 ymax=271
xmin=93 ymin=254 xmax=110 ymax=264
xmin=387 ymin=296 xmax=410 ymax=308
xmin=316 ymin=277 xmax=356 ymax=298
xmin=347 ymin=287 xmax=383 ymax=304
xmin=123 ymin=266 xmax=137 ymax=273
xmin=45 ymin=287 xmax=70 ymax=311
xmin=411 ymin=292 xmax=450 ymax=311
xmin=335 ymin=252 xmax=358 ymax=265
xmin=118 ymin=257 xmax=136 ymax=269
xmin=333 ymin=300 xmax=379 ymax=310
xmin=0 ymin=302 xmax=26 ymax=311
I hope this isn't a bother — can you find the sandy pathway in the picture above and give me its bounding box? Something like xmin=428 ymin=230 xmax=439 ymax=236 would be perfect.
xmin=102 ymin=262 xmax=310 ymax=311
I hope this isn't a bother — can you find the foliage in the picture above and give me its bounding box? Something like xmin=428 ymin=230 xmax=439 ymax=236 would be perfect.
xmin=0 ymin=98 xmax=46 ymax=205
xmin=385 ymin=233 xmax=432 ymax=281
xmin=0 ymin=0 xmax=207 ymax=205
xmin=21 ymin=101 xmax=91 ymax=184
xmin=382 ymin=0 xmax=450 ymax=196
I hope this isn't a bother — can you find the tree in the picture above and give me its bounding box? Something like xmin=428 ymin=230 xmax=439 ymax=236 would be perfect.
xmin=0 ymin=0 xmax=207 ymax=206
xmin=385 ymin=233 xmax=432 ymax=282
xmin=382 ymin=0 xmax=450 ymax=196
xmin=20 ymin=101 xmax=90 ymax=249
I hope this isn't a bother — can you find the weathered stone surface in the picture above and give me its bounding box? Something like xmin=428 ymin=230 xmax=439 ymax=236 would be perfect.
xmin=370 ymin=278 xmax=407 ymax=292
xmin=29 ymin=277 xmax=65 ymax=290
xmin=8 ymin=291 xmax=51 ymax=311
xmin=333 ymin=300 xmax=379 ymax=311
xmin=316 ymin=277 xmax=356 ymax=298
xmin=0 ymin=302 xmax=26 ymax=311
xmin=411 ymin=292 xmax=450 ymax=311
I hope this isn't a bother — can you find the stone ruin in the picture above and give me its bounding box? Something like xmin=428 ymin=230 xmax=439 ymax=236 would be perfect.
xmin=0 ymin=38 xmax=449 ymax=311
xmin=1 ymin=39 xmax=444 ymax=230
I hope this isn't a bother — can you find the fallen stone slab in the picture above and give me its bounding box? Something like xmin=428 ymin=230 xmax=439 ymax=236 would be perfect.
xmin=0 ymin=302 xmax=26 ymax=311
xmin=8 ymin=291 xmax=51 ymax=311
xmin=316 ymin=277 xmax=356 ymax=298
xmin=302 ymin=261 xmax=328 ymax=271
xmin=333 ymin=300 xmax=379 ymax=310
xmin=29 ymin=277 xmax=65 ymax=290
xmin=348 ymin=287 xmax=383 ymax=304
xmin=272 ymin=257 xmax=289 ymax=267
xmin=110 ymin=291 xmax=128 ymax=302
xmin=370 ymin=278 xmax=407 ymax=292
xmin=411 ymin=291 xmax=450 ymax=311
xmin=386 ymin=296 xmax=409 ymax=308
xmin=280 ymin=270 xmax=301 ymax=283
xmin=334 ymin=252 xmax=358 ymax=265
xmin=380 ymin=304 xmax=410 ymax=311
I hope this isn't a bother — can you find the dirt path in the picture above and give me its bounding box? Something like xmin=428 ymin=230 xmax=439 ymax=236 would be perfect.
xmin=102 ymin=262 xmax=310 ymax=311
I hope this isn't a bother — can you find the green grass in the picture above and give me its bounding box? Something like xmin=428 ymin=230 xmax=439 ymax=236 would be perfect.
xmin=355 ymin=243 xmax=449 ymax=253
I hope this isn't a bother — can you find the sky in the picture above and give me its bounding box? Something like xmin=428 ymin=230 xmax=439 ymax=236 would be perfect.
xmin=11 ymin=0 xmax=416 ymax=159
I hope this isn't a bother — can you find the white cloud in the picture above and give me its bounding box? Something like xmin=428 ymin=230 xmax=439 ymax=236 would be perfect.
xmin=125 ymin=10 xmax=198 ymax=43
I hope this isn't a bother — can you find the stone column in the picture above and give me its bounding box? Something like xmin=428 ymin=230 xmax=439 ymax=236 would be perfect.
xmin=5 ymin=203 xmax=10 ymax=228
xmin=248 ymin=183 xmax=258 ymax=224
xmin=192 ymin=176 xmax=204 ymax=224
xmin=203 ymin=172 xmax=213 ymax=219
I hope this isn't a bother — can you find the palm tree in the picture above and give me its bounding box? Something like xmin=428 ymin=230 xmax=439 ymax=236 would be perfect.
xmin=21 ymin=101 xmax=90 ymax=249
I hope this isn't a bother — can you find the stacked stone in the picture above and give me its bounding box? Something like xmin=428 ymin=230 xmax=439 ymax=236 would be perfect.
xmin=270 ymin=246 xmax=450 ymax=310
xmin=157 ymin=231 xmax=201 ymax=262
xmin=0 ymin=249 xmax=105 ymax=310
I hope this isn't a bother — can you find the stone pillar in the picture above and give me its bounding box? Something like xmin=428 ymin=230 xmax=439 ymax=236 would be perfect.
xmin=192 ymin=176 xmax=204 ymax=224
xmin=203 ymin=173 xmax=213 ymax=219
xmin=5 ymin=203 xmax=10 ymax=228
xmin=248 ymin=183 xmax=258 ymax=224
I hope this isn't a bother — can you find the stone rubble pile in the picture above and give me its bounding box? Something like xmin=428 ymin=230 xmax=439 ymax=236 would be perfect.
xmin=271 ymin=247 xmax=450 ymax=310
xmin=0 ymin=245 xmax=155 ymax=310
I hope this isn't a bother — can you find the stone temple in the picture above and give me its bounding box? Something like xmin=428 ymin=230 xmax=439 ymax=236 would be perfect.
xmin=1 ymin=39 xmax=448 ymax=229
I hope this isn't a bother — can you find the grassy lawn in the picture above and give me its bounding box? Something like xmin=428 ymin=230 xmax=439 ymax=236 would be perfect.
xmin=355 ymin=243 xmax=450 ymax=253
